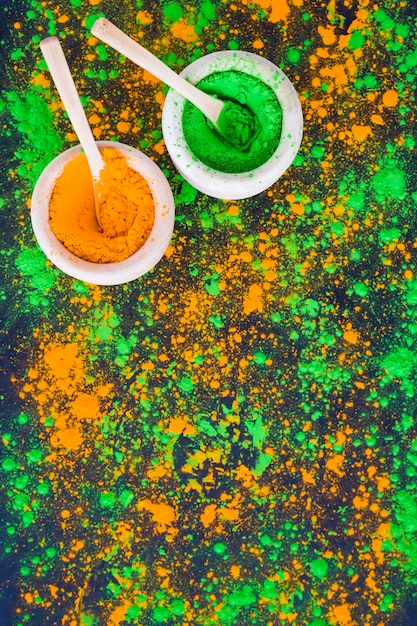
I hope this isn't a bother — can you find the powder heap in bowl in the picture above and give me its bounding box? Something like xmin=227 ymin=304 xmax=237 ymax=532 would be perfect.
xmin=182 ymin=70 xmax=282 ymax=173
xmin=49 ymin=147 xmax=154 ymax=263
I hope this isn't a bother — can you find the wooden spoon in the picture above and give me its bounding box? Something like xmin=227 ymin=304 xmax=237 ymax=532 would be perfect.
xmin=40 ymin=36 xmax=104 ymax=230
xmin=91 ymin=18 xmax=253 ymax=144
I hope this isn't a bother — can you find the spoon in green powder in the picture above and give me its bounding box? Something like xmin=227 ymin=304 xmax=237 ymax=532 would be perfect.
xmin=91 ymin=18 xmax=257 ymax=151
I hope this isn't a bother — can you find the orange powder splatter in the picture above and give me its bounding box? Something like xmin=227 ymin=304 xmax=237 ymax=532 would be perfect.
xmin=318 ymin=25 xmax=337 ymax=46
xmin=371 ymin=114 xmax=385 ymax=125
xmin=170 ymin=19 xmax=198 ymax=42
xmin=31 ymin=73 xmax=51 ymax=89
xmin=108 ymin=601 xmax=133 ymax=626
xmin=253 ymin=0 xmax=290 ymax=23
xmin=137 ymin=500 xmax=176 ymax=532
xmin=353 ymin=494 xmax=369 ymax=510
xmin=220 ymin=507 xmax=240 ymax=521
xmin=301 ymin=468 xmax=316 ymax=485
xmin=376 ymin=475 xmax=390 ymax=492
xmin=116 ymin=120 xmax=131 ymax=133
xmin=201 ymin=504 xmax=218 ymax=528
xmin=44 ymin=344 xmax=84 ymax=383
xmin=136 ymin=10 xmax=153 ymax=24
xmin=243 ymin=284 xmax=264 ymax=314
xmin=343 ymin=329 xmax=358 ymax=344
xmin=50 ymin=427 xmax=83 ymax=450
xmin=71 ymin=393 xmax=100 ymax=420
xmin=382 ymin=89 xmax=399 ymax=107
xmin=326 ymin=454 xmax=345 ymax=476
xmin=351 ymin=125 xmax=372 ymax=142
xmin=168 ymin=416 xmax=193 ymax=435
xmin=328 ymin=603 xmax=353 ymax=625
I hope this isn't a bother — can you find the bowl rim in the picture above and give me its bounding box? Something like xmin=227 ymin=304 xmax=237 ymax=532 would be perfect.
xmin=162 ymin=50 xmax=303 ymax=200
xmin=31 ymin=140 xmax=175 ymax=286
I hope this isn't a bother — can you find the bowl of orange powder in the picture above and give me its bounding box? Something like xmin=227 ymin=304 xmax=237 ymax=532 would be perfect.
xmin=31 ymin=141 xmax=175 ymax=285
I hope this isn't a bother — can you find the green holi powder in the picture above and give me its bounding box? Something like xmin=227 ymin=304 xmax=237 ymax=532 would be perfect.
xmin=178 ymin=377 xmax=194 ymax=392
xmin=162 ymin=2 xmax=182 ymax=22
xmin=213 ymin=542 xmax=227 ymax=555
xmin=152 ymin=606 xmax=171 ymax=622
xmin=120 ymin=489 xmax=134 ymax=507
xmin=2 ymin=457 xmax=16 ymax=472
xmin=215 ymin=100 xmax=259 ymax=151
xmin=371 ymin=163 xmax=406 ymax=201
xmin=287 ymin=47 xmax=301 ymax=63
xmin=348 ymin=31 xmax=365 ymax=50
xmin=200 ymin=1 xmax=216 ymax=21
xmin=182 ymin=70 xmax=282 ymax=173
xmin=178 ymin=180 xmax=198 ymax=204
xmin=100 ymin=492 xmax=116 ymax=508
xmin=5 ymin=88 xmax=63 ymax=185
xmin=381 ymin=348 xmax=415 ymax=380
xmin=226 ymin=584 xmax=257 ymax=607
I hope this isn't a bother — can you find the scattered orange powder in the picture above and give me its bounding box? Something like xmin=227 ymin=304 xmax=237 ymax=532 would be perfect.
xmin=351 ymin=124 xmax=372 ymax=142
xmin=344 ymin=329 xmax=358 ymax=344
xmin=253 ymin=0 xmax=290 ymax=23
xmin=137 ymin=500 xmax=176 ymax=532
xmin=136 ymin=10 xmax=153 ymax=24
xmin=170 ymin=18 xmax=198 ymax=42
xmin=116 ymin=120 xmax=131 ymax=133
xmin=49 ymin=147 xmax=154 ymax=263
xmin=353 ymin=494 xmax=368 ymax=510
xmin=328 ymin=602 xmax=353 ymax=625
xmin=318 ymin=25 xmax=337 ymax=46
xmin=50 ymin=427 xmax=83 ymax=451
xmin=71 ymin=393 xmax=100 ymax=420
xmin=201 ymin=504 xmax=217 ymax=528
xmin=326 ymin=454 xmax=345 ymax=476
xmin=31 ymin=73 xmax=50 ymax=89
xmin=382 ymin=89 xmax=399 ymax=107
xmin=243 ymin=283 xmax=264 ymax=314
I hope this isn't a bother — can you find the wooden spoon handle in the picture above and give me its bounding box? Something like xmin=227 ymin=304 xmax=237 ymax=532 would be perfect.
xmin=91 ymin=18 xmax=223 ymax=125
xmin=40 ymin=36 xmax=104 ymax=179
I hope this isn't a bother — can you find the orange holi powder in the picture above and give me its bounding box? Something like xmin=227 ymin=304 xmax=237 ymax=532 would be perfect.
xmin=49 ymin=147 xmax=154 ymax=263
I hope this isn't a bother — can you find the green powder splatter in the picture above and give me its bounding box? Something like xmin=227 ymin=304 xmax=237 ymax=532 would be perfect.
xmin=178 ymin=180 xmax=198 ymax=204
xmin=348 ymin=31 xmax=365 ymax=50
xmin=5 ymin=88 xmax=63 ymax=185
xmin=372 ymin=163 xmax=406 ymax=201
xmin=162 ymin=2 xmax=183 ymax=23
xmin=310 ymin=558 xmax=329 ymax=580
xmin=381 ymin=348 xmax=414 ymax=380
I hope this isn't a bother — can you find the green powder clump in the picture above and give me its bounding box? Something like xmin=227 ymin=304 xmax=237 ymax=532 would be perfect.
xmin=182 ymin=70 xmax=282 ymax=173
xmin=216 ymin=100 xmax=259 ymax=151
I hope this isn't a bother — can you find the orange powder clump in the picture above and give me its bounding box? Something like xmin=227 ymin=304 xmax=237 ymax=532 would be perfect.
xmin=49 ymin=147 xmax=154 ymax=263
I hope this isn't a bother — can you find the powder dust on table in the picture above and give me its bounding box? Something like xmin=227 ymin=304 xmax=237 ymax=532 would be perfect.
xmin=49 ymin=147 xmax=155 ymax=263
xmin=2 ymin=1 xmax=417 ymax=625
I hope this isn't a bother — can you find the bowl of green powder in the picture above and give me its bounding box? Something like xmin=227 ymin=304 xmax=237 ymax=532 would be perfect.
xmin=162 ymin=50 xmax=303 ymax=200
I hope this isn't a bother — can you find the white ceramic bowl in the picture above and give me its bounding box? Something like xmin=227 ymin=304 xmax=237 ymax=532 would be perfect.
xmin=162 ymin=50 xmax=303 ymax=200
xmin=31 ymin=141 xmax=175 ymax=286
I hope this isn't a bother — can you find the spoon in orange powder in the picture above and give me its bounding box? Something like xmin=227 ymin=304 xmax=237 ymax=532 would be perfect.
xmin=40 ymin=36 xmax=105 ymax=230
